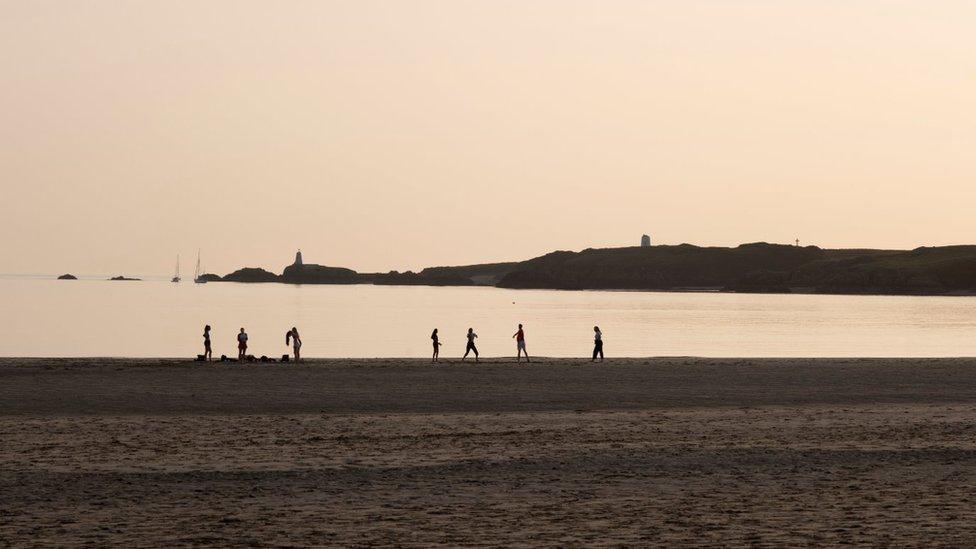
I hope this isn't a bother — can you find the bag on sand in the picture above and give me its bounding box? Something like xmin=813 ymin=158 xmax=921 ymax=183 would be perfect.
xmin=281 ymin=354 xmax=290 ymax=362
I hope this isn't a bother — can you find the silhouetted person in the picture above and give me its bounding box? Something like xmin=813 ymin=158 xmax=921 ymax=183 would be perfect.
xmin=513 ymin=323 xmax=530 ymax=363
xmin=462 ymin=328 xmax=479 ymax=362
xmin=431 ymin=329 xmax=442 ymax=362
xmin=592 ymin=326 xmax=604 ymax=362
xmin=237 ymin=327 xmax=248 ymax=361
xmin=286 ymin=327 xmax=301 ymax=362
xmin=203 ymin=325 xmax=212 ymax=361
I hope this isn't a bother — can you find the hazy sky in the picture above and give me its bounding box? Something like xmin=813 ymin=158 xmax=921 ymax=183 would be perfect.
xmin=2 ymin=1 xmax=975 ymax=276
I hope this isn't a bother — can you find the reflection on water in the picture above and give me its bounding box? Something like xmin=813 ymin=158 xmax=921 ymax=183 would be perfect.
xmin=1 ymin=278 xmax=975 ymax=358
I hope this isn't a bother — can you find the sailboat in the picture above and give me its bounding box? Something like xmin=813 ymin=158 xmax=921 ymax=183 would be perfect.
xmin=171 ymin=254 xmax=181 ymax=283
xmin=193 ymin=250 xmax=206 ymax=283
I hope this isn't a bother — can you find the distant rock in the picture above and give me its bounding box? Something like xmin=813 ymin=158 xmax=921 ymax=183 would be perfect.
xmin=109 ymin=276 xmax=140 ymax=281
xmin=222 ymin=268 xmax=280 ymax=283
xmin=57 ymin=274 xmax=77 ymax=280
xmin=196 ymin=273 xmax=223 ymax=282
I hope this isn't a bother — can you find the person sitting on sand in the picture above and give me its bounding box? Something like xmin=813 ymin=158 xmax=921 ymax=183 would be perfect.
xmin=203 ymin=325 xmax=212 ymax=362
xmin=237 ymin=328 xmax=248 ymax=361
xmin=431 ymin=328 xmax=442 ymax=362
xmin=286 ymin=327 xmax=302 ymax=362
xmin=462 ymin=328 xmax=479 ymax=362
xmin=592 ymin=326 xmax=604 ymax=362
xmin=513 ymin=323 xmax=530 ymax=363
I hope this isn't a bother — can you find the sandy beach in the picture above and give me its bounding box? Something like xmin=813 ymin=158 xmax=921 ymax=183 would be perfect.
xmin=3 ymin=357 xmax=976 ymax=546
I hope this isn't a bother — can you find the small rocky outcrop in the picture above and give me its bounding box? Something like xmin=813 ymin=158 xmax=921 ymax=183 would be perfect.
xmin=196 ymin=273 xmax=223 ymax=282
xmin=222 ymin=268 xmax=280 ymax=283
xmin=109 ymin=276 xmax=140 ymax=281
xmin=57 ymin=274 xmax=77 ymax=280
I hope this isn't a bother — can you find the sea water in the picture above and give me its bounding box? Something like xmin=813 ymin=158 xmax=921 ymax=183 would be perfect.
xmin=1 ymin=277 xmax=975 ymax=358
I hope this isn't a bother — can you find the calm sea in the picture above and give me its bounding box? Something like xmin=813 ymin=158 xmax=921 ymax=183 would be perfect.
xmin=1 ymin=277 xmax=975 ymax=358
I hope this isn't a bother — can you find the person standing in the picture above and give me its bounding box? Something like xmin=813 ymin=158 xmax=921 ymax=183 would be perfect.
xmin=462 ymin=328 xmax=479 ymax=362
xmin=431 ymin=329 xmax=442 ymax=362
xmin=592 ymin=326 xmax=604 ymax=362
xmin=286 ymin=327 xmax=302 ymax=362
xmin=237 ymin=327 xmax=248 ymax=361
xmin=203 ymin=325 xmax=212 ymax=361
xmin=512 ymin=323 xmax=530 ymax=363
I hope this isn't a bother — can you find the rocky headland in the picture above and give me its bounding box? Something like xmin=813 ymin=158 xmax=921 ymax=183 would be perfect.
xmin=208 ymin=243 xmax=976 ymax=296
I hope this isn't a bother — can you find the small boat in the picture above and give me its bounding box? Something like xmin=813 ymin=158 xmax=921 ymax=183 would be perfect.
xmin=171 ymin=254 xmax=181 ymax=283
xmin=193 ymin=250 xmax=206 ymax=283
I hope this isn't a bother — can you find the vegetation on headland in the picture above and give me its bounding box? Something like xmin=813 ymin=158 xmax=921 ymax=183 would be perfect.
xmin=212 ymin=243 xmax=976 ymax=296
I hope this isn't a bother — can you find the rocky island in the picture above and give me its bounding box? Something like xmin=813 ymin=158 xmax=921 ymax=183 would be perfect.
xmin=57 ymin=274 xmax=77 ymax=280
xmin=208 ymin=243 xmax=976 ymax=296
xmin=218 ymin=251 xmax=475 ymax=286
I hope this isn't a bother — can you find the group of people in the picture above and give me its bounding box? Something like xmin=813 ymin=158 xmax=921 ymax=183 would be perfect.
xmin=201 ymin=324 xmax=605 ymax=363
xmin=432 ymin=325 xmax=605 ymax=363
xmin=201 ymin=325 xmax=302 ymax=362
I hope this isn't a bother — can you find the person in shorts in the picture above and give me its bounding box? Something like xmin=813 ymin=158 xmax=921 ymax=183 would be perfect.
xmin=237 ymin=327 xmax=248 ymax=361
xmin=512 ymin=323 xmax=530 ymax=363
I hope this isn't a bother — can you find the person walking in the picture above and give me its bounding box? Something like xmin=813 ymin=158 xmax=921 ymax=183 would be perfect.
xmin=202 ymin=325 xmax=212 ymax=361
xmin=462 ymin=328 xmax=479 ymax=362
xmin=286 ymin=327 xmax=302 ymax=362
xmin=592 ymin=326 xmax=604 ymax=362
xmin=431 ymin=329 xmax=442 ymax=362
xmin=512 ymin=323 xmax=530 ymax=363
xmin=237 ymin=327 xmax=248 ymax=361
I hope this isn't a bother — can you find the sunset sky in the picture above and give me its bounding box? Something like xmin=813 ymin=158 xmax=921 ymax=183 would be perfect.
xmin=2 ymin=1 xmax=974 ymax=276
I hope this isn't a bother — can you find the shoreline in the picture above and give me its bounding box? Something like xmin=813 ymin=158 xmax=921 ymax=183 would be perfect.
xmin=13 ymin=272 xmax=976 ymax=297
xmin=6 ymin=357 xmax=976 ymax=415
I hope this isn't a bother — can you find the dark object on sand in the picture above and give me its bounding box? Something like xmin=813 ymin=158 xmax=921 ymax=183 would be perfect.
xmin=219 ymin=354 xmax=231 ymax=362
xmin=109 ymin=276 xmax=141 ymax=281
xmin=259 ymin=355 xmax=277 ymax=363
xmin=57 ymin=274 xmax=77 ymax=280
xmin=281 ymin=355 xmax=290 ymax=362
xmin=195 ymin=355 xmax=206 ymax=362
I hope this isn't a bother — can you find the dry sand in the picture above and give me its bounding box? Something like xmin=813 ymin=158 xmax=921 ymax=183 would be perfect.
xmin=3 ymin=357 xmax=976 ymax=546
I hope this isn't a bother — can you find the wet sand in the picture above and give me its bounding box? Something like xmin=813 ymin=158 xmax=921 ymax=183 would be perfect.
xmin=3 ymin=358 xmax=976 ymax=545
